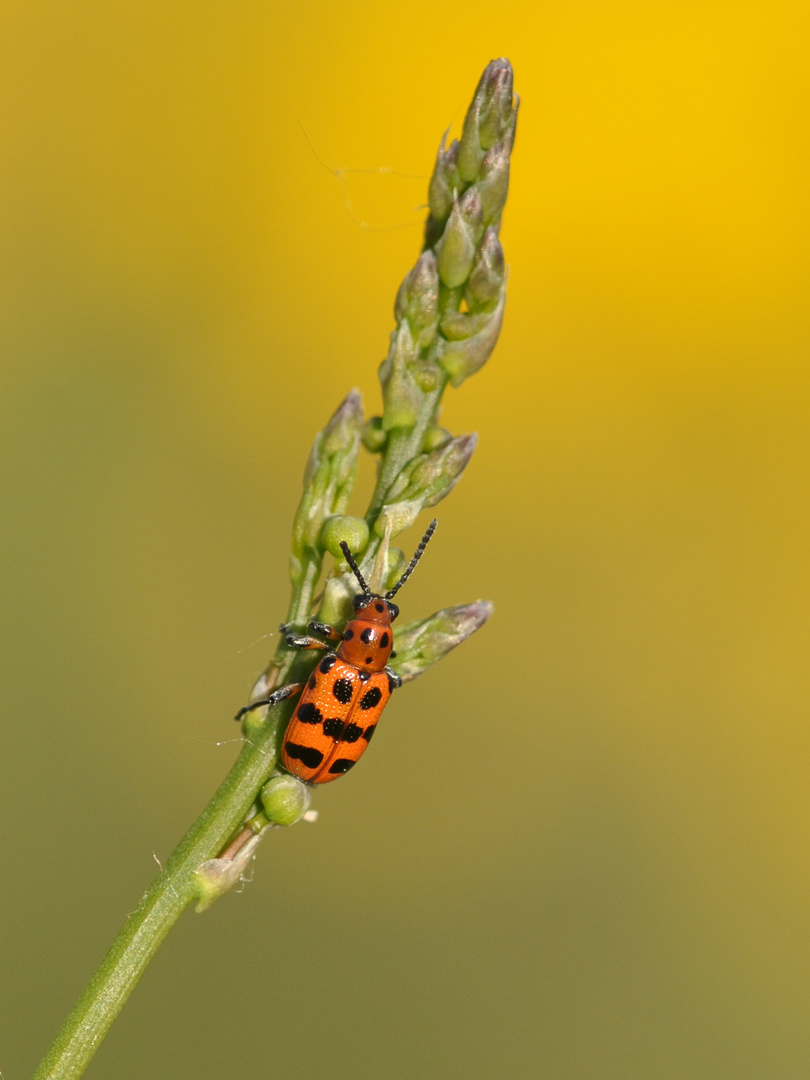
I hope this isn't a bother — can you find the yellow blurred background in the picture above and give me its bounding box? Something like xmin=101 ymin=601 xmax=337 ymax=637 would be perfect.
xmin=2 ymin=1 xmax=809 ymax=1077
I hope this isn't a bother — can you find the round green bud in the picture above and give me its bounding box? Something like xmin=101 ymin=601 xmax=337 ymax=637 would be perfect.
xmin=422 ymin=425 xmax=453 ymax=452
xmin=321 ymin=515 xmax=370 ymax=559
xmin=362 ymin=416 xmax=387 ymax=453
xmin=261 ymin=774 xmax=311 ymax=827
xmin=411 ymin=357 xmax=443 ymax=392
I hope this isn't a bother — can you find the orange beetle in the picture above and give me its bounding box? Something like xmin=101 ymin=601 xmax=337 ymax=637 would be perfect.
xmin=236 ymin=520 xmax=437 ymax=783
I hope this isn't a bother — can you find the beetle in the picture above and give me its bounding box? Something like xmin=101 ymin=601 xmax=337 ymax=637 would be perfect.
xmin=235 ymin=519 xmax=437 ymax=783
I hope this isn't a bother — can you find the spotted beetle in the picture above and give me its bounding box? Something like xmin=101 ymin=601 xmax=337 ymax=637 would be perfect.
xmin=236 ymin=519 xmax=437 ymax=783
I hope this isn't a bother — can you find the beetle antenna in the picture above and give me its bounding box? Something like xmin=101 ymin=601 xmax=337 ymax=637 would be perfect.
xmin=385 ymin=519 xmax=438 ymax=599
xmin=339 ymin=541 xmax=371 ymax=596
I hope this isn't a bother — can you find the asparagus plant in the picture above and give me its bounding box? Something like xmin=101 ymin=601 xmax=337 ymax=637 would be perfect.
xmin=33 ymin=57 xmax=518 ymax=1080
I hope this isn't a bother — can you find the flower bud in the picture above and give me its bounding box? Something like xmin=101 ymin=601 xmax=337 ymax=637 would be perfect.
xmin=427 ymin=133 xmax=460 ymax=224
xmin=378 ymin=322 xmax=425 ymax=431
xmin=394 ymin=251 xmax=439 ymax=348
xmin=290 ymin=391 xmax=363 ymax=584
xmin=372 ymin=498 xmax=422 ymax=537
xmin=410 ymin=354 xmax=444 ymax=392
xmin=321 ymin=515 xmax=369 ymax=560
xmin=374 ymin=433 xmax=477 ymax=538
xmin=439 ymin=288 xmax=505 ymax=387
xmin=436 ymin=193 xmax=478 ymax=289
xmin=421 ymin=425 xmax=453 ymax=452
xmin=194 ymin=833 xmax=263 ymax=912
xmin=460 ymin=187 xmax=485 ymax=244
xmin=261 ymin=774 xmax=312 ymax=827
xmin=362 ymin=415 xmax=387 ymax=453
xmin=476 ymin=142 xmax=511 ymax=228
xmin=440 ymin=309 xmax=494 ymax=341
xmin=477 ymin=60 xmax=515 ymax=150
xmin=383 ymin=547 xmax=407 ymax=590
xmin=457 ymin=58 xmax=515 ymax=181
xmin=317 ymin=570 xmax=356 ymax=628
xmin=392 ymin=600 xmax=494 ymax=682
xmin=457 ymin=118 xmax=484 ymax=184
xmin=464 ymin=228 xmax=505 ymax=312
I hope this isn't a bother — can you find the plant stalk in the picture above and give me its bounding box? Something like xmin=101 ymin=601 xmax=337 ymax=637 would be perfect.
xmin=33 ymin=57 xmax=515 ymax=1080
xmin=367 ymin=384 xmax=445 ymax=518
xmin=33 ymin=377 xmax=445 ymax=1080
xmin=32 ymin=714 xmax=294 ymax=1080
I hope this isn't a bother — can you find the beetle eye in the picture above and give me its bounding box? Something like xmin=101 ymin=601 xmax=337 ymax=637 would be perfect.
xmin=352 ymin=594 xmax=365 ymax=610
xmin=386 ymin=601 xmax=400 ymax=620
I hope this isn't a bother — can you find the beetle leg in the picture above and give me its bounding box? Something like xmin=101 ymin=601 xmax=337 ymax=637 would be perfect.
xmin=384 ymin=666 xmax=402 ymax=690
xmin=285 ymin=633 xmax=327 ymax=651
xmin=234 ymin=682 xmax=303 ymax=722
xmin=308 ymin=620 xmax=341 ymax=640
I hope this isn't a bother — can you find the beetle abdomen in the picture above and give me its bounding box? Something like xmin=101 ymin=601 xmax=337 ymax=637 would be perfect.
xmin=282 ymin=657 xmax=391 ymax=784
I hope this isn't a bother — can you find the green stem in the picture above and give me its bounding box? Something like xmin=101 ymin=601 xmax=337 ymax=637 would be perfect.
xmin=33 ymin=713 xmax=295 ymax=1080
xmin=368 ymin=382 xmax=445 ymax=519
xmin=260 ymin=553 xmax=323 ymax=694
xmin=289 ymin=555 xmax=323 ymax=626
xmin=33 ymin=714 xmax=293 ymax=1080
xmin=33 ymin=550 xmax=327 ymax=1080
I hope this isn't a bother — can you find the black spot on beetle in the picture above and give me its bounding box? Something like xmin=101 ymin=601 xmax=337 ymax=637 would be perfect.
xmin=343 ymin=628 xmax=354 ymax=640
xmin=319 ymin=655 xmax=337 ymax=674
xmin=380 ymin=632 xmax=389 ymax=648
xmin=365 ymin=656 xmax=373 ymax=665
xmin=360 ymin=627 xmax=373 ymax=644
xmin=328 ymin=758 xmax=356 ymax=774
xmin=359 ymin=687 xmax=382 ymax=710
xmin=308 ymin=675 xmax=317 ymax=691
xmin=342 ymin=723 xmax=363 ymax=743
xmin=363 ymin=724 xmax=376 ymax=742
xmin=322 ymin=718 xmax=343 ymax=739
xmin=332 ymin=678 xmax=353 ymax=704
xmin=284 ymin=742 xmax=323 ymax=769
xmin=375 ymin=602 xmax=384 ymax=612
xmin=296 ymin=702 xmax=322 ymax=725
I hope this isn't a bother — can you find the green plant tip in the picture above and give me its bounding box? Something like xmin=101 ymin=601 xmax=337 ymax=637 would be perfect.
xmin=392 ymin=600 xmax=494 ymax=682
